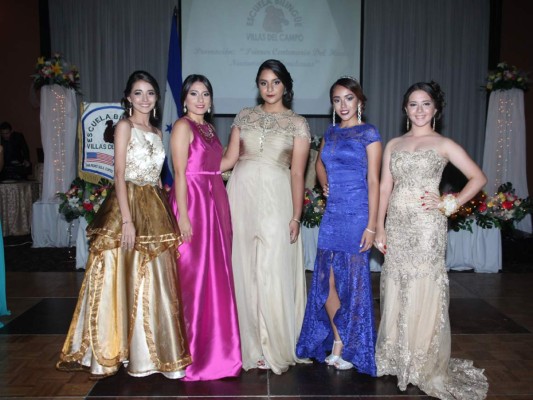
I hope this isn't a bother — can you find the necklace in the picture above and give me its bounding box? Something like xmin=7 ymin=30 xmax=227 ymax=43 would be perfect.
xmin=186 ymin=117 xmax=215 ymax=141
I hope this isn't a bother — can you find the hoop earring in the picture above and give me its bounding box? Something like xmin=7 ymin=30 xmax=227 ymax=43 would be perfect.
xmin=357 ymin=104 xmax=362 ymax=124
xmin=332 ymin=108 xmax=336 ymax=126
xmin=406 ymin=118 xmax=410 ymax=131
xmin=432 ymin=117 xmax=436 ymax=130
xmin=183 ymin=104 xmax=187 ymax=114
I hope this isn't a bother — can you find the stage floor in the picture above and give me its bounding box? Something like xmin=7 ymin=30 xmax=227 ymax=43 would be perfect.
xmin=1 ymin=270 xmax=533 ymax=399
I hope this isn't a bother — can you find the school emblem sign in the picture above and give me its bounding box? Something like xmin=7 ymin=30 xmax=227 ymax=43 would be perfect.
xmin=79 ymin=102 xmax=123 ymax=183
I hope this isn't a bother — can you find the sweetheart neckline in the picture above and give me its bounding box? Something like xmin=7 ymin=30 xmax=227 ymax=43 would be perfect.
xmin=392 ymin=148 xmax=445 ymax=159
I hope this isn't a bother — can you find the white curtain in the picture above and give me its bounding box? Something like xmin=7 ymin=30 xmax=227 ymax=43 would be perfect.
xmin=482 ymin=88 xmax=531 ymax=233
xmin=362 ymin=0 xmax=490 ymax=164
xmin=40 ymin=85 xmax=77 ymax=201
xmin=49 ymin=0 xmax=178 ymax=103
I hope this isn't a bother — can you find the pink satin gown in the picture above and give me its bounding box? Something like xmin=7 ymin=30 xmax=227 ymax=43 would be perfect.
xmin=169 ymin=117 xmax=242 ymax=381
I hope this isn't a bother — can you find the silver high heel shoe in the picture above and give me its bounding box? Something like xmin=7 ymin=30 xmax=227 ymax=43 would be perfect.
xmin=325 ymin=340 xmax=342 ymax=365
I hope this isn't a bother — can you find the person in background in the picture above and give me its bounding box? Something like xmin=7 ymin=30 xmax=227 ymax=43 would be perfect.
xmin=0 ymin=122 xmax=31 ymax=180
xmin=168 ymin=74 xmax=242 ymax=381
xmin=222 ymin=59 xmax=310 ymax=374
xmin=296 ymin=77 xmax=381 ymax=374
xmin=374 ymin=81 xmax=488 ymax=399
xmin=56 ymin=70 xmax=191 ymax=379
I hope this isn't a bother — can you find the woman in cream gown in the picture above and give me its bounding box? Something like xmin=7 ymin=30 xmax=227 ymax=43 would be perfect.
xmin=222 ymin=59 xmax=310 ymax=374
xmin=374 ymin=82 xmax=488 ymax=399
xmin=57 ymin=71 xmax=191 ymax=379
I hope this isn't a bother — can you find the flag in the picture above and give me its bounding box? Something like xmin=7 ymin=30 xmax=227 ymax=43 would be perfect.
xmin=160 ymin=7 xmax=182 ymax=187
xmin=87 ymin=151 xmax=114 ymax=166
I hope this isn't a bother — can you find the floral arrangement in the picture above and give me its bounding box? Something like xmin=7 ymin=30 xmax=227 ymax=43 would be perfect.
xmin=301 ymin=185 xmax=327 ymax=228
xmin=57 ymin=178 xmax=112 ymax=224
xmin=484 ymin=62 xmax=529 ymax=92
xmin=449 ymin=183 xmax=533 ymax=232
xmin=31 ymin=53 xmax=81 ymax=93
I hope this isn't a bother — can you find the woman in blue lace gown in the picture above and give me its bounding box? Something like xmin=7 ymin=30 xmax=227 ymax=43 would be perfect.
xmin=296 ymin=77 xmax=381 ymax=374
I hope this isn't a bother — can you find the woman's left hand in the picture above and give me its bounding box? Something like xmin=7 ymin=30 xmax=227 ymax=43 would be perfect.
xmin=289 ymin=219 xmax=300 ymax=244
xmin=359 ymin=229 xmax=375 ymax=253
xmin=421 ymin=191 xmax=441 ymax=211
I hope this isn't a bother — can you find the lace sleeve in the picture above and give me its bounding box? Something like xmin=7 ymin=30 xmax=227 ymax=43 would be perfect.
xmin=362 ymin=124 xmax=382 ymax=147
xmin=293 ymin=115 xmax=311 ymax=142
xmin=231 ymin=107 xmax=253 ymax=129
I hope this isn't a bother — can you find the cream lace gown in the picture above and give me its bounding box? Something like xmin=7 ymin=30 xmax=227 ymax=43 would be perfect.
xmin=376 ymin=149 xmax=488 ymax=399
xmin=226 ymin=106 xmax=310 ymax=374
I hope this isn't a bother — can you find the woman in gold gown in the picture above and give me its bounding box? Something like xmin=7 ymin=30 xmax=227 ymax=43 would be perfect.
xmin=57 ymin=71 xmax=191 ymax=379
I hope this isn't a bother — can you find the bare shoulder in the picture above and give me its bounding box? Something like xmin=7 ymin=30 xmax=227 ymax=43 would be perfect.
xmin=384 ymin=136 xmax=403 ymax=152
xmin=171 ymin=118 xmax=193 ymax=142
xmin=114 ymin=119 xmax=132 ymax=136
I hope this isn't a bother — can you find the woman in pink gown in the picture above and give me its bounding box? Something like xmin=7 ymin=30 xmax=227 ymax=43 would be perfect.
xmin=168 ymin=74 xmax=242 ymax=381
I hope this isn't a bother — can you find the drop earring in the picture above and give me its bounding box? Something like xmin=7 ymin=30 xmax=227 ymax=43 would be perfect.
xmin=208 ymin=107 xmax=211 ymax=114
xmin=357 ymin=104 xmax=362 ymax=124
xmin=432 ymin=117 xmax=436 ymax=130
xmin=183 ymin=104 xmax=187 ymax=114
xmin=128 ymin=105 xmax=132 ymax=117
xmin=332 ymin=108 xmax=336 ymax=126
xmin=406 ymin=118 xmax=410 ymax=131
xmin=153 ymin=108 xmax=156 ymax=118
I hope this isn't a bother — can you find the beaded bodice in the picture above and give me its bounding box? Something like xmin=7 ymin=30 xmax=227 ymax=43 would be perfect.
xmin=232 ymin=106 xmax=310 ymax=168
xmin=125 ymin=127 xmax=165 ymax=186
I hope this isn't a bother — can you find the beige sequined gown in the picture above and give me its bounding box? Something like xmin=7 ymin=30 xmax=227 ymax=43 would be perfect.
xmin=375 ymin=149 xmax=488 ymax=399
xmin=226 ymin=106 xmax=310 ymax=375
xmin=57 ymin=125 xmax=191 ymax=378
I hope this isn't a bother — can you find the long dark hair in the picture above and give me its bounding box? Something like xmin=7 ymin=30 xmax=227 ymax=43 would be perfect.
xmin=121 ymin=70 xmax=161 ymax=127
xmin=181 ymin=74 xmax=214 ymax=123
xmin=255 ymin=59 xmax=293 ymax=107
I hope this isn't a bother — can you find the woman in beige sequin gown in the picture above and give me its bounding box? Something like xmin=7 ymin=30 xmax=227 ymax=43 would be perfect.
xmin=57 ymin=71 xmax=191 ymax=379
xmin=222 ymin=60 xmax=310 ymax=374
xmin=374 ymin=82 xmax=488 ymax=399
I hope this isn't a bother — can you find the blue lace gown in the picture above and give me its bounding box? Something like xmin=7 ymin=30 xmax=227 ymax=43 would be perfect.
xmin=296 ymin=124 xmax=380 ymax=376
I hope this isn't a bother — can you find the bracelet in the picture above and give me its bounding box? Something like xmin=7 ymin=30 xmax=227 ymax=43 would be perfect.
xmin=291 ymin=218 xmax=301 ymax=224
xmin=122 ymin=221 xmax=131 ymax=225
xmin=439 ymin=194 xmax=459 ymax=216
xmin=365 ymin=228 xmax=376 ymax=234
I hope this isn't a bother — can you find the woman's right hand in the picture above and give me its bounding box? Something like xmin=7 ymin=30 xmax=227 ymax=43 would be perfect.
xmin=178 ymin=216 xmax=193 ymax=243
xmin=322 ymin=183 xmax=329 ymax=197
xmin=121 ymin=221 xmax=136 ymax=250
xmin=374 ymin=229 xmax=387 ymax=255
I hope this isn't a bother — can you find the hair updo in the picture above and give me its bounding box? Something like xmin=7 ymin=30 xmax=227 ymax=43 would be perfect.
xmin=329 ymin=76 xmax=367 ymax=108
xmin=255 ymin=59 xmax=294 ymax=107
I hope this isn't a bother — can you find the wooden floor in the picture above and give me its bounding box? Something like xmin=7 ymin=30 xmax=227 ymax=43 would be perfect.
xmin=1 ymin=270 xmax=533 ymax=399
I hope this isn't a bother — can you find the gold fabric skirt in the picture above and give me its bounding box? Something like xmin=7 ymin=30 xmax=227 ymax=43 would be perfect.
xmin=57 ymin=182 xmax=191 ymax=378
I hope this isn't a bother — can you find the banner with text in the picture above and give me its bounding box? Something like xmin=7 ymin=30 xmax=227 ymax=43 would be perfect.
xmin=78 ymin=102 xmax=123 ymax=183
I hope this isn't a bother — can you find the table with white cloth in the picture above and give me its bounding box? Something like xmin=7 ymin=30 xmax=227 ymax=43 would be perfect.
xmin=76 ymin=218 xmax=89 ymax=270
xmin=31 ymin=200 xmax=79 ymax=247
xmin=0 ymin=181 xmax=40 ymax=236
xmin=446 ymin=224 xmax=501 ymax=273
xmin=370 ymin=224 xmax=502 ymax=273
xmin=302 ymin=225 xmax=319 ymax=271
